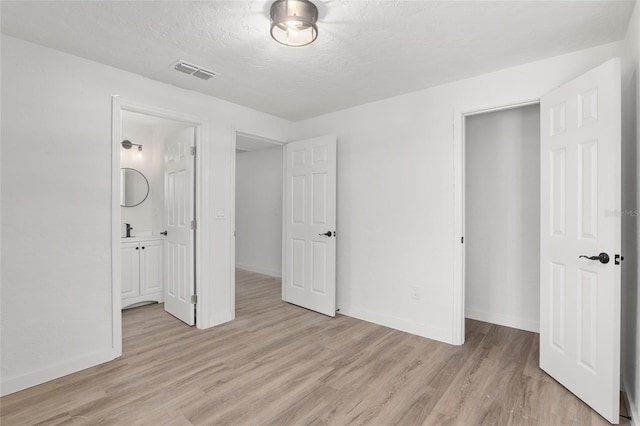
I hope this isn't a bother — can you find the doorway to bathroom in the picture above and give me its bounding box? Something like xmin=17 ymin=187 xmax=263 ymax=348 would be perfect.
xmin=112 ymin=98 xmax=204 ymax=357
xmin=119 ymin=110 xmax=196 ymax=321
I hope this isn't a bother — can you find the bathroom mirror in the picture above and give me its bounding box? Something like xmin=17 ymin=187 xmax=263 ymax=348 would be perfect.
xmin=120 ymin=168 xmax=149 ymax=207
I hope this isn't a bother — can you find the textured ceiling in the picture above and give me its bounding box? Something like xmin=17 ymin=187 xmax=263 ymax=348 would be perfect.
xmin=1 ymin=1 xmax=635 ymax=121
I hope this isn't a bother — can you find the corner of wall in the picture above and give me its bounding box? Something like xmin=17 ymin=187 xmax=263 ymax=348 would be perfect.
xmin=338 ymin=304 xmax=453 ymax=345
xmin=209 ymin=310 xmax=234 ymax=328
xmin=1 ymin=349 xmax=116 ymax=397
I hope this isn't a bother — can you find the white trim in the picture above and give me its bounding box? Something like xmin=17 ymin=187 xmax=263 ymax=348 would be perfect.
xmin=462 ymin=100 xmax=541 ymax=118
xmin=281 ymin=145 xmax=287 ymax=300
xmin=111 ymin=97 xmax=209 ymax=351
xmin=235 ymin=264 xmax=282 ymax=278
xmin=230 ymin=128 xmax=237 ymax=321
xmin=452 ymin=106 xmax=465 ymax=346
xmin=235 ymin=131 xmax=286 ymax=147
xmin=452 ymin=98 xmax=540 ymax=345
xmin=111 ymin=97 xmax=123 ymax=357
xmin=465 ymin=308 xmax=540 ymax=333
xmin=0 ymin=349 xmax=116 ymax=397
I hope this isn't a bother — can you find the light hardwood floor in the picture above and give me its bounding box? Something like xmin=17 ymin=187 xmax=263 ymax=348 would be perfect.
xmin=1 ymin=269 xmax=630 ymax=425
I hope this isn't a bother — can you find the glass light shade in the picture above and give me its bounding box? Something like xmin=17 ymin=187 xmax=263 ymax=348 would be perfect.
xmin=270 ymin=0 xmax=318 ymax=47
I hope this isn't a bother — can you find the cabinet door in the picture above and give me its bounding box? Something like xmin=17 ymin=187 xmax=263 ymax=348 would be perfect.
xmin=121 ymin=242 xmax=140 ymax=299
xmin=140 ymin=240 xmax=163 ymax=296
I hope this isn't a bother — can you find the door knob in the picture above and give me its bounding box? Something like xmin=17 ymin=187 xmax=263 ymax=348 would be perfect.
xmin=160 ymin=230 xmax=168 ymax=236
xmin=579 ymin=252 xmax=610 ymax=264
xmin=319 ymin=231 xmax=333 ymax=237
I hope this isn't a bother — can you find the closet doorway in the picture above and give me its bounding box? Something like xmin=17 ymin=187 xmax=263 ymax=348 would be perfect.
xmin=463 ymin=103 xmax=541 ymax=335
xmin=233 ymin=132 xmax=285 ymax=312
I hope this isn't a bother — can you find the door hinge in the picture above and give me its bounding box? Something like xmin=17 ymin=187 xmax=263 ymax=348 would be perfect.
xmin=190 ymin=146 xmax=196 ymax=156
xmin=191 ymin=294 xmax=198 ymax=304
xmin=191 ymin=220 xmax=197 ymax=230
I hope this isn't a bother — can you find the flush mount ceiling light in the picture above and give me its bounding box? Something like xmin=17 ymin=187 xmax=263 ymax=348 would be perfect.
xmin=270 ymin=0 xmax=318 ymax=47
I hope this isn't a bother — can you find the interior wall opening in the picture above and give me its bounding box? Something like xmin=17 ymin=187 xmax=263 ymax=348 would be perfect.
xmin=464 ymin=103 xmax=541 ymax=336
xmin=234 ymin=133 xmax=284 ymax=311
xmin=119 ymin=110 xmax=197 ymax=327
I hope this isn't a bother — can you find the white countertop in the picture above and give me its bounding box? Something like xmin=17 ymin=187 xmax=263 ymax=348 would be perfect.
xmin=121 ymin=235 xmax=165 ymax=243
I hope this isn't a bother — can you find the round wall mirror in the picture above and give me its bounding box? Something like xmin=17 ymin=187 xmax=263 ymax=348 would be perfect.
xmin=120 ymin=168 xmax=149 ymax=207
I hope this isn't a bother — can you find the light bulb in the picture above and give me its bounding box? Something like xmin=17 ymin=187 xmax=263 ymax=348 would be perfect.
xmin=287 ymin=20 xmax=303 ymax=29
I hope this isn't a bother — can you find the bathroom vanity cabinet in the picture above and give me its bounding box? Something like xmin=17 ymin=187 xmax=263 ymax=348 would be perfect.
xmin=121 ymin=236 xmax=164 ymax=308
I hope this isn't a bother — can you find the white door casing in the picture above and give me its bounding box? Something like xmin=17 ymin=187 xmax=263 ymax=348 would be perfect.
xmin=283 ymin=135 xmax=337 ymax=317
xmin=540 ymin=58 xmax=621 ymax=423
xmin=164 ymin=129 xmax=196 ymax=326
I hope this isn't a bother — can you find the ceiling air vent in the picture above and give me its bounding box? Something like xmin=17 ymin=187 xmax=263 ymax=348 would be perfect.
xmin=193 ymin=69 xmax=215 ymax=80
xmin=174 ymin=61 xmax=198 ymax=74
xmin=174 ymin=60 xmax=216 ymax=81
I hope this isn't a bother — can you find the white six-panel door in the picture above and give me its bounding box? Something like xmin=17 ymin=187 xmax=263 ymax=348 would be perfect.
xmin=540 ymin=58 xmax=621 ymax=423
xmin=283 ymin=135 xmax=337 ymax=317
xmin=164 ymin=128 xmax=195 ymax=326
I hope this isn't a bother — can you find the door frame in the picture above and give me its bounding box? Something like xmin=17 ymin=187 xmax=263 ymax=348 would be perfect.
xmin=452 ymin=98 xmax=540 ymax=345
xmin=230 ymin=130 xmax=287 ymax=317
xmin=111 ymin=96 xmax=207 ymax=357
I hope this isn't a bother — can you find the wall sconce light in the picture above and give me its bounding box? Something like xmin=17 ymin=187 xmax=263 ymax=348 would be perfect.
xmin=121 ymin=140 xmax=143 ymax=158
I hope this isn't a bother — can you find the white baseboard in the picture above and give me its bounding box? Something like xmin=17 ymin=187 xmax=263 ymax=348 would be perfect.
xmin=465 ymin=307 xmax=539 ymax=333
xmin=235 ymin=263 xmax=281 ymax=278
xmin=0 ymin=348 xmax=117 ymax=397
xmin=339 ymin=305 xmax=452 ymax=344
xmin=623 ymin=378 xmax=639 ymax=426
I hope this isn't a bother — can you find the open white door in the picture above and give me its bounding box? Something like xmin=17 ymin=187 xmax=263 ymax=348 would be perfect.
xmin=164 ymin=128 xmax=196 ymax=326
xmin=283 ymin=135 xmax=337 ymax=317
xmin=540 ymin=58 xmax=621 ymax=423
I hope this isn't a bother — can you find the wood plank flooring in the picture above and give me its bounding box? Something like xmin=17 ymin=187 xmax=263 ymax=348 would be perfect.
xmin=1 ymin=269 xmax=630 ymax=425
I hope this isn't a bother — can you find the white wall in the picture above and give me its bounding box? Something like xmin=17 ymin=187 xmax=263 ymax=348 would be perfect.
xmin=465 ymin=105 xmax=540 ymax=333
xmin=121 ymin=120 xmax=155 ymax=236
xmin=0 ymin=35 xmax=293 ymax=396
xmin=621 ymin=1 xmax=640 ymax=422
xmin=293 ymin=41 xmax=623 ymax=343
xmin=1 ymin=28 xmax=634 ymax=398
xmin=235 ymin=146 xmax=283 ymax=277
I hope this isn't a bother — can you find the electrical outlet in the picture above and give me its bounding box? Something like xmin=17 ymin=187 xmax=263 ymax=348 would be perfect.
xmin=410 ymin=286 xmax=420 ymax=300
